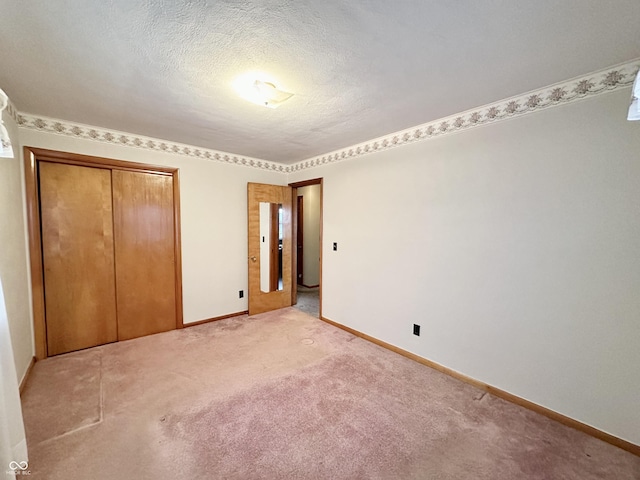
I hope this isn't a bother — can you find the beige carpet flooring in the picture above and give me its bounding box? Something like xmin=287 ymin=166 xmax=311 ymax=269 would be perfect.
xmin=294 ymin=286 xmax=319 ymax=317
xmin=21 ymin=308 xmax=640 ymax=479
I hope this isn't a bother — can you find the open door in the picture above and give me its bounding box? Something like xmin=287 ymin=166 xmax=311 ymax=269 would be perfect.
xmin=248 ymin=182 xmax=293 ymax=315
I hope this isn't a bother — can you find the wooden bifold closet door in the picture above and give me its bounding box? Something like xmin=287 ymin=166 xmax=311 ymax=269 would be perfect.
xmin=112 ymin=170 xmax=177 ymax=341
xmin=40 ymin=162 xmax=119 ymax=356
xmin=37 ymin=157 xmax=180 ymax=356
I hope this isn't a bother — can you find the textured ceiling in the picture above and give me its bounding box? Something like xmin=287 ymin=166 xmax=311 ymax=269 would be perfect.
xmin=1 ymin=1 xmax=639 ymax=164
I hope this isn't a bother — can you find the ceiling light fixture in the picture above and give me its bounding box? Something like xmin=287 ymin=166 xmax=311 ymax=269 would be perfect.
xmin=0 ymin=88 xmax=14 ymax=158
xmin=233 ymin=73 xmax=293 ymax=108
xmin=628 ymin=69 xmax=640 ymax=121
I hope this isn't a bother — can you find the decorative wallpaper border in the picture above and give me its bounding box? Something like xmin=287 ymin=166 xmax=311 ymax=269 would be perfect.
xmin=5 ymin=99 xmax=19 ymax=124
xmin=16 ymin=113 xmax=287 ymax=172
xmin=289 ymin=59 xmax=640 ymax=172
xmin=15 ymin=59 xmax=639 ymax=174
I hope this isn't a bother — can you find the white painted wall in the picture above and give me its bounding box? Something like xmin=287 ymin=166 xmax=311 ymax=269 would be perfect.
xmin=0 ymin=108 xmax=33 ymax=383
xmin=0 ymin=276 xmax=28 ymax=474
xmin=17 ymin=129 xmax=285 ymax=324
xmin=0 ymin=107 xmax=29 ymax=473
xmin=297 ymin=185 xmax=321 ymax=286
xmin=288 ymin=89 xmax=640 ymax=445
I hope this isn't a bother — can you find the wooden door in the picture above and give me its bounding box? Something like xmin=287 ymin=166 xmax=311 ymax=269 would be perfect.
xmin=248 ymin=183 xmax=292 ymax=315
xmin=112 ymin=170 xmax=177 ymax=340
xmin=39 ymin=162 xmax=118 ymax=355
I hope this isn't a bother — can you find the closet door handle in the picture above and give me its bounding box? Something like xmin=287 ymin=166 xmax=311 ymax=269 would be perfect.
xmin=250 ymin=256 xmax=257 ymax=262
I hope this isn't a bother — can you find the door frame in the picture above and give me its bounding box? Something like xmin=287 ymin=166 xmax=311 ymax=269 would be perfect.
xmin=24 ymin=147 xmax=184 ymax=360
xmin=296 ymin=195 xmax=304 ymax=286
xmin=289 ymin=178 xmax=323 ymax=318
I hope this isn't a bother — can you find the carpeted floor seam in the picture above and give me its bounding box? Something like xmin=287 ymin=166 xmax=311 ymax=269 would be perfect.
xmin=35 ymin=418 xmax=104 ymax=447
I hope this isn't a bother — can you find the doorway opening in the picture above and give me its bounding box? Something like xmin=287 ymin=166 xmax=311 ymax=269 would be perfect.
xmin=290 ymin=178 xmax=322 ymax=318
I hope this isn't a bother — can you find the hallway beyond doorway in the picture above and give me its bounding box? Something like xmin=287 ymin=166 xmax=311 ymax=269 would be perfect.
xmin=294 ymin=285 xmax=319 ymax=317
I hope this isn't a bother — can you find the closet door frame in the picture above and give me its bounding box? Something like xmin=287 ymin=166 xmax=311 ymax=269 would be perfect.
xmin=24 ymin=147 xmax=184 ymax=360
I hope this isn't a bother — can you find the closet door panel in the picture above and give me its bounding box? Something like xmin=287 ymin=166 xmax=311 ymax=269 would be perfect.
xmin=112 ymin=170 xmax=177 ymax=340
xmin=39 ymin=162 xmax=118 ymax=355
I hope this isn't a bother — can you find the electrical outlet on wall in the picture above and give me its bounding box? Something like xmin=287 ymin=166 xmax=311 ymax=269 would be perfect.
xmin=239 ymin=290 xmax=244 ymax=298
xmin=413 ymin=324 xmax=420 ymax=336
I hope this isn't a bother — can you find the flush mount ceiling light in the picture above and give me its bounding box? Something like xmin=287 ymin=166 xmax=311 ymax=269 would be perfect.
xmin=0 ymin=87 xmax=14 ymax=158
xmin=233 ymin=73 xmax=294 ymax=109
